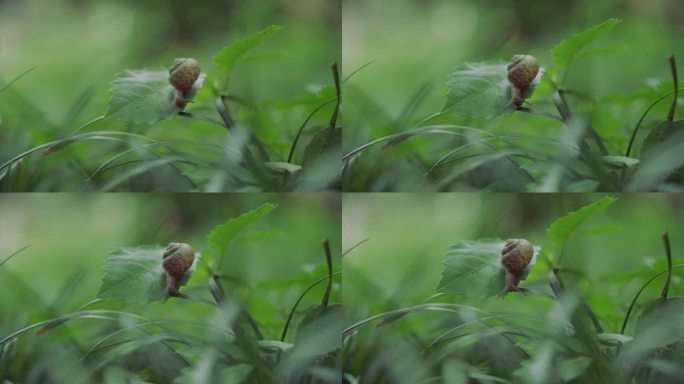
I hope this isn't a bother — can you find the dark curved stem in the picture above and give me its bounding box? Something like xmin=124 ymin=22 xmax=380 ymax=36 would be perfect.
xmin=0 ymin=67 xmax=36 ymax=94
xmin=661 ymin=232 xmax=672 ymax=299
xmin=329 ymin=62 xmax=341 ymax=129
xmin=321 ymin=239 xmax=333 ymax=307
xmin=667 ymin=54 xmax=678 ymax=122
xmin=0 ymin=245 xmax=30 ymax=267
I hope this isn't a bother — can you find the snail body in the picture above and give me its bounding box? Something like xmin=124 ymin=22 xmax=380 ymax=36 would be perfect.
xmin=169 ymin=58 xmax=201 ymax=108
xmin=507 ymin=55 xmax=539 ymax=108
xmin=501 ymin=239 xmax=534 ymax=295
xmin=162 ymin=242 xmax=195 ymax=296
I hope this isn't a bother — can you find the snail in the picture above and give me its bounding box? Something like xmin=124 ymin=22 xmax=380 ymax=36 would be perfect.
xmin=162 ymin=242 xmax=195 ymax=296
xmin=507 ymin=55 xmax=540 ymax=108
xmin=500 ymin=239 xmax=534 ymax=296
xmin=169 ymin=58 xmax=201 ymax=108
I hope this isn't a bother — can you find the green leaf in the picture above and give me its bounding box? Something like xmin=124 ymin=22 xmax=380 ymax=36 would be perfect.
xmin=603 ymin=155 xmax=639 ymax=169
xmin=206 ymin=203 xmax=277 ymax=255
xmin=551 ymin=18 xmax=622 ymax=70
xmin=437 ymin=240 xmax=536 ymax=298
xmin=641 ymin=120 xmax=684 ymax=157
xmin=219 ymin=364 xmax=253 ymax=383
xmin=629 ymin=129 xmax=684 ymax=191
xmin=104 ymin=69 xmax=203 ymax=125
xmin=295 ymin=303 xmax=343 ymax=355
xmin=442 ymin=62 xmax=515 ymax=119
xmin=302 ymin=127 xmax=341 ymax=167
xmin=96 ymin=247 xmax=167 ymax=303
xmin=213 ymin=25 xmax=284 ymax=78
xmin=547 ymin=196 xmax=616 ymax=251
xmin=558 ymin=356 xmax=593 ymax=382
xmin=597 ymin=333 xmax=633 ymax=346
xmin=258 ymin=340 xmax=294 ymax=352
xmin=265 ymin=161 xmax=302 ymax=175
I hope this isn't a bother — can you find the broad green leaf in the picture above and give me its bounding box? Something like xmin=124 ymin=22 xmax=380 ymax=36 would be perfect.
xmin=220 ymin=364 xmax=253 ymax=383
xmin=547 ymin=196 xmax=616 ymax=250
xmin=97 ymin=246 xmax=195 ymax=304
xmin=302 ymin=127 xmax=341 ymax=167
xmin=551 ymin=18 xmax=622 ymax=70
xmin=442 ymin=62 xmax=514 ymax=119
xmin=265 ymin=161 xmax=302 ymax=175
xmin=258 ymin=340 xmax=295 ymax=352
xmin=641 ymin=120 xmax=684 ymax=157
xmin=174 ymin=350 xmax=218 ymax=384
xmin=597 ymin=333 xmax=633 ymax=346
xmin=213 ymin=25 xmax=284 ymax=78
xmin=629 ymin=129 xmax=684 ymax=191
xmin=295 ymin=303 xmax=343 ymax=355
xmin=621 ymin=298 xmax=684 ymax=364
xmin=558 ymin=356 xmax=593 ymax=382
xmin=603 ymin=155 xmax=639 ymax=169
xmin=437 ymin=240 xmax=537 ymax=298
xmin=104 ymin=69 xmax=203 ymax=125
xmin=206 ymin=203 xmax=277 ymax=255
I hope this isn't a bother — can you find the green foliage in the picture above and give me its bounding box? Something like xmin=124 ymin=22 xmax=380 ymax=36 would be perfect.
xmin=437 ymin=240 xmax=507 ymax=298
xmin=97 ymin=247 xmax=169 ymax=304
xmin=0 ymin=3 xmax=338 ymax=192
xmin=641 ymin=120 xmax=684 ymax=156
xmin=547 ymin=195 xmax=617 ymax=253
xmin=442 ymin=63 xmax=516 ymax=119
xmin=551 ymin=18 xmax=622 ymax=70
xmin=213 ymin=25 xmax=284 ymax=86
xmin=206 ymin=202 xmax=277 ymax=257
xmin=0 ymin=195 xmax=341 ymax=383
xmin=344 ymin=194 xmax=684 ymax=383
xmin=104 ymin=70 xmax=203 ymax=125
xmin=344 ymin=10 xmax=684 ymax=192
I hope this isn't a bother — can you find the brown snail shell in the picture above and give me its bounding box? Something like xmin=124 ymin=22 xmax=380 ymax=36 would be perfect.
xmin=169 ymin=58 xmax=200 ymax=94
xmin=507 ymin=55 xmax=539 ymax=108
xmin=162 ymin=242 xmax=195 ymax=296
xmin=501 ymin=239 xmax=534 ymax=295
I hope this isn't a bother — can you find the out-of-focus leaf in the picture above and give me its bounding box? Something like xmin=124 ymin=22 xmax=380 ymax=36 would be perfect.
xmin=641 ymin=120 xmax=684 ymax=157
xmin=295 ymin=303 xmax=342 ymax=355
xmin=220 ymin=364 xmax=254 ymax=383
xmin=173 ymin=350 xmax=218 ymax=384
xmin=265 ymin=162 xmax=302 ymax=175
xmin=302 ymin=127 xmax=341 ymax=168
xmin=213 ymin=25 xmax=284 ymax=78
xmin=551 ymin=18 xmax=622 ymax=70
xmin=437 ymin=239 xmax=537 ymax=298
xmin=558 ymin=356 xmax=593 ymax=382
xmin=96 ymin=247 xmax=198 ymax=304
xmin=603 ymin=155 xmax=639 ymax=169
xmin=629 ymin=130 xmax=684 ymax=191
xmin=442 ymin=62 xmax=514 ymax=119
xmin=258 ymin=340 xmax=295 ymax=352
xmin=97 ymin=247 xmax=165 ymax=303
xmin=206 ymin=203 xmax=277 ymax=255
xmin=513 ymin=342 xmax=555 ymax=384
xmin=597 ymin=333 xmax=633 ymax=346
xmin=547 ymin=196 xmax=616 ymax=251
xmin=620 ymin=298 xmax=684 ymax=367
xmin=104 ymin=69 xmax=203 ymax=125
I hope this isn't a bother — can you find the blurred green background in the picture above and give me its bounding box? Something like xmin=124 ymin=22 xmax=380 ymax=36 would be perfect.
xmin=342 ymin=0 xmax=684 ymax=191
xmin=0 ymin=0 xmax=340 ymax=191
xmin=343 ymin=193 xmax=684 ymax=328
xmin=0 ymin=193 xmax=341 ymax=381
